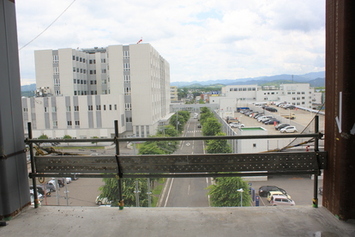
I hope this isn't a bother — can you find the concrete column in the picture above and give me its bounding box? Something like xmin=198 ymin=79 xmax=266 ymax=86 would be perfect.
xmin=0 ymin=0 xmax=31 ymax=218
xmin=324 ymin=0 xmax=355 ymax=220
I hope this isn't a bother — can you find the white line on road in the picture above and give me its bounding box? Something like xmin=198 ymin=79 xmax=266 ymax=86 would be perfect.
xmin=164 ymin=178 xmax=174 ymax=207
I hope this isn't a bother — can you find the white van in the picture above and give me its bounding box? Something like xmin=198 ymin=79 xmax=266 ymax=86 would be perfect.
xmin=270 ymin=195 xmax=295 ymax=206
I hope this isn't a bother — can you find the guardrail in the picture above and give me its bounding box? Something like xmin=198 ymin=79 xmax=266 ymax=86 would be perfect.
xmin=26 ymin=116 xmax=326 ymax=208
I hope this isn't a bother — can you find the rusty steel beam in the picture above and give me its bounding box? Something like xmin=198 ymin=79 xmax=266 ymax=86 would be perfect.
xmin=325 ymin=0 xmax=355 ymax=221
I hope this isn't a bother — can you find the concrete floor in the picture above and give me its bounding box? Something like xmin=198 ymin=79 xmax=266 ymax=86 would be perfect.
xmin=1 ymin=206 xmax=355 ymax=237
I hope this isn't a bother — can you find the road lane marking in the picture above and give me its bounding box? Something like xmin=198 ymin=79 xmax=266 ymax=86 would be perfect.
xmin=164 ymin=178 xmax=174 ymax=207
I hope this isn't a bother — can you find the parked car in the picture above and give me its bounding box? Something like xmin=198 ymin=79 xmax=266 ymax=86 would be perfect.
xmin=284 ymin=105 xmax=296 ymax=110
xmin=30 ymin=185 xmax=51 ymax=197
xmin=259 ymin=186 xmax=282 ymax=197
xmin=30 ymin=192 xmax=43 ymax=204
xmin=270 ymin=195 xmax=295 ymax=206
xmin=229 ymin=122 xmax=245 ymax=128
xmin=95 ymin=196 xmax=112 ymax=205
xmin=264 ymin=106 xmax=278 ymax=112
xmin=46 ymin=181 xmax=56 ymax=192
xmin=197 ymin=124 xmax=201 ymax=128
xmin=263 ymin=119 xmax=280 ymax=125
xmin=267 ymin=191 xmax=292 ymax=202
xmin=275 ymin=123 xmax=290 ymax=130
xmin=258 ymin=116 xmax=274 ymax=122
xmin=65 ymin=177 xmax=72 ymax=184
xmin=280 ymin=126 xmax=298 ymax=133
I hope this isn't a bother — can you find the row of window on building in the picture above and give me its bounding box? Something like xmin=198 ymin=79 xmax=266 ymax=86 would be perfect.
xmin=71 ymin=56 xmax=106 ymax=64
xmin=87 ymin=104 xmax=117 ymax=111
xmin=230 ymin=87 xmax=257 ymax=91
xmin=24 ymin=104 xmax=119 ymax=113
xmin=71 ymin=68 xmax=107 ymax=74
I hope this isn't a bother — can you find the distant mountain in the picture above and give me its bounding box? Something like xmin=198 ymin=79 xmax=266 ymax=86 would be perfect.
xmin=21 ymin=84 xmax=36 ymax=91
xmin=171 ymin=71 xmax=325 ymax=87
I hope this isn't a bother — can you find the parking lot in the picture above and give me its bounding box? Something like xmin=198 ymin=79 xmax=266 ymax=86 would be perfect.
xmin=231 ymin=104 xmax=324 ymax=206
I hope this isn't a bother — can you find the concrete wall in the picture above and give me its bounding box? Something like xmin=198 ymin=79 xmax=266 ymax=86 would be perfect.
xmin=0 ymin=0 xmax=30 ymax=217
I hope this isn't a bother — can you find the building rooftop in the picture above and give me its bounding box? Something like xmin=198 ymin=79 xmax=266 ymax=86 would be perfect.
xmin=1 ymin=206 xmax=354 ymax=237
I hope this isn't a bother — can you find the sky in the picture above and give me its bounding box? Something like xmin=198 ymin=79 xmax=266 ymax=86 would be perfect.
xmin=15 ymin=0 xmax=325 ymax=85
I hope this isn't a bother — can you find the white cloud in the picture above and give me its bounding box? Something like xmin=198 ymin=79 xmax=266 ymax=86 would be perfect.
xmin=15 ymin=0 xmax=325 ymax=84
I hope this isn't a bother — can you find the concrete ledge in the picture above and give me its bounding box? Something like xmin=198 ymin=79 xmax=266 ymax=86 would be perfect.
xmin=1 ymin=206 xmax=354 ymax=237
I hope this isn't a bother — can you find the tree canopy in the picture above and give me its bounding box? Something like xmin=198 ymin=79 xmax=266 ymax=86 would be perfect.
xmin=206 ymin=132 xmax=232 ymax=153
xmin=207 ymin=176 xmax=252 ymax=207
xmin=202 ymin=117 xmax=221 ymax=136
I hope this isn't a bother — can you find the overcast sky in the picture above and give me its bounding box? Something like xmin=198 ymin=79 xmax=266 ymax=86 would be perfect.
xmin=15 ymin=0 xmax=325 ymax=85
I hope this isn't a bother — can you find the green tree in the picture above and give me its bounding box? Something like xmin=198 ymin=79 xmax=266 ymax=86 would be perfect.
xmin=199 ymin=107 xmax=213 ymax=124
xmin=138 ymin=142 xmax=166 ymax=155
xmin=202 ymin=117 xmax=221 ymax=136
xmin=63 ymin=135 xmax=72 ymax=146
xmin=157 ymin=125 xmax=178 ymax=137
xmin=169 ymin=113 xmax=186 ymax=133
xmin=206 ymin=132 xmax=232 ymax=153
xmin=38 ymin=134 xmax=48 ymax=139
xmin=178 ymin=110 xmax=190 ymax=123
xmin=207 ymin=176 xmax=252 ymax=207
xmin=99 ymin=135 xmax=173 ymax=207
xmin=91 ymin=136 xmax=99 ymax=145
xmin=99 ymin=177 xmax=149 ymax=207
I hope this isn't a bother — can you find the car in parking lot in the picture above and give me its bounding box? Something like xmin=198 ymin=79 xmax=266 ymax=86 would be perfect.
xmin=95 ymin=196 xmax=112 ymax=205
xmin=264 ymin=106 xmax=278 ymax=112
xmin=270 ymin=195 xmax=295 ymax=206
xmin=267 ymin=191 xmax=292 ymax=202
xmin=257 ymin=115 xmax=274 ymax=122
xmin=263 ymin=118 xmax=280 ymax=125
xmin=254 ymin=113 xmax=264 ymax=119
xmin=280 ymin=126 xmax=298 ymax=133
xmin=229 ymin=122 xmax=245 ymax=128
xmin=275 ymin=123 xmax=290 ymax=130
xmin=30 ymin=185 xmax=51 ymax=197
xmin=258 ymin=186 xmax=290 ymax=197
xmin=259 ymin=186 xmax=282 ymax=197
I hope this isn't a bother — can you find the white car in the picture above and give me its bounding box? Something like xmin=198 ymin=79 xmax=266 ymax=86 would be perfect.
xmin=229 ymin=123 xmax=245 ymax=128
xmin=267 ymin=191 xmax=292 ymax=202
xmin=280 ymin=126 xmax=298 ymax=133
xmin=95 ymin=196 xmax=112 ymax=205
xmin=257 ymin=115 xmax=273 ymax=122
xmin=270 ymin=195 xmax=295 ymax=206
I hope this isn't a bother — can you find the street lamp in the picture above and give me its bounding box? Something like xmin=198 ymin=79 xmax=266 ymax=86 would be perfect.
xmin=237 ymin=188 xmax=244 ymax=207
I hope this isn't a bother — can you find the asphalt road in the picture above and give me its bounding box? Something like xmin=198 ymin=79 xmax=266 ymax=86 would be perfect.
xmin=160 ymin=117 xmax=211 ymax=207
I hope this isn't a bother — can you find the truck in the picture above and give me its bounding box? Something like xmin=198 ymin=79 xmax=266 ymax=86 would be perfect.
xmin=281 ymin=114 xmax=296 ymax=119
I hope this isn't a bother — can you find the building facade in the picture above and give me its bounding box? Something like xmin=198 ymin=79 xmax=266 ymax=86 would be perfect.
xmin=23 ymin=44 xmax=171 ymax=139
xmin=170 ymin=86 xmax=178 ymax=102
xmin=213 ymin=83 xmax=316 ymax=112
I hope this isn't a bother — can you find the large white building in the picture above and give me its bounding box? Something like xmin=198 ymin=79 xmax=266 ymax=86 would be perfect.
xmin=212 ymin=83 xmax=316 ymax=112
xmin=22 ymin=44 xmax=171 ymax=139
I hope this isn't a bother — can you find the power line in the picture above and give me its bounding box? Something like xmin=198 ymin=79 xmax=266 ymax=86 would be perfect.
xmin=19 ymin=0 xmax=77 ymax=51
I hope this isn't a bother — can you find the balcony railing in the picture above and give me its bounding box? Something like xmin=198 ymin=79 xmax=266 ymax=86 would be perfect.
xmin=25 ymin=117 xmax=326 ymax=208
